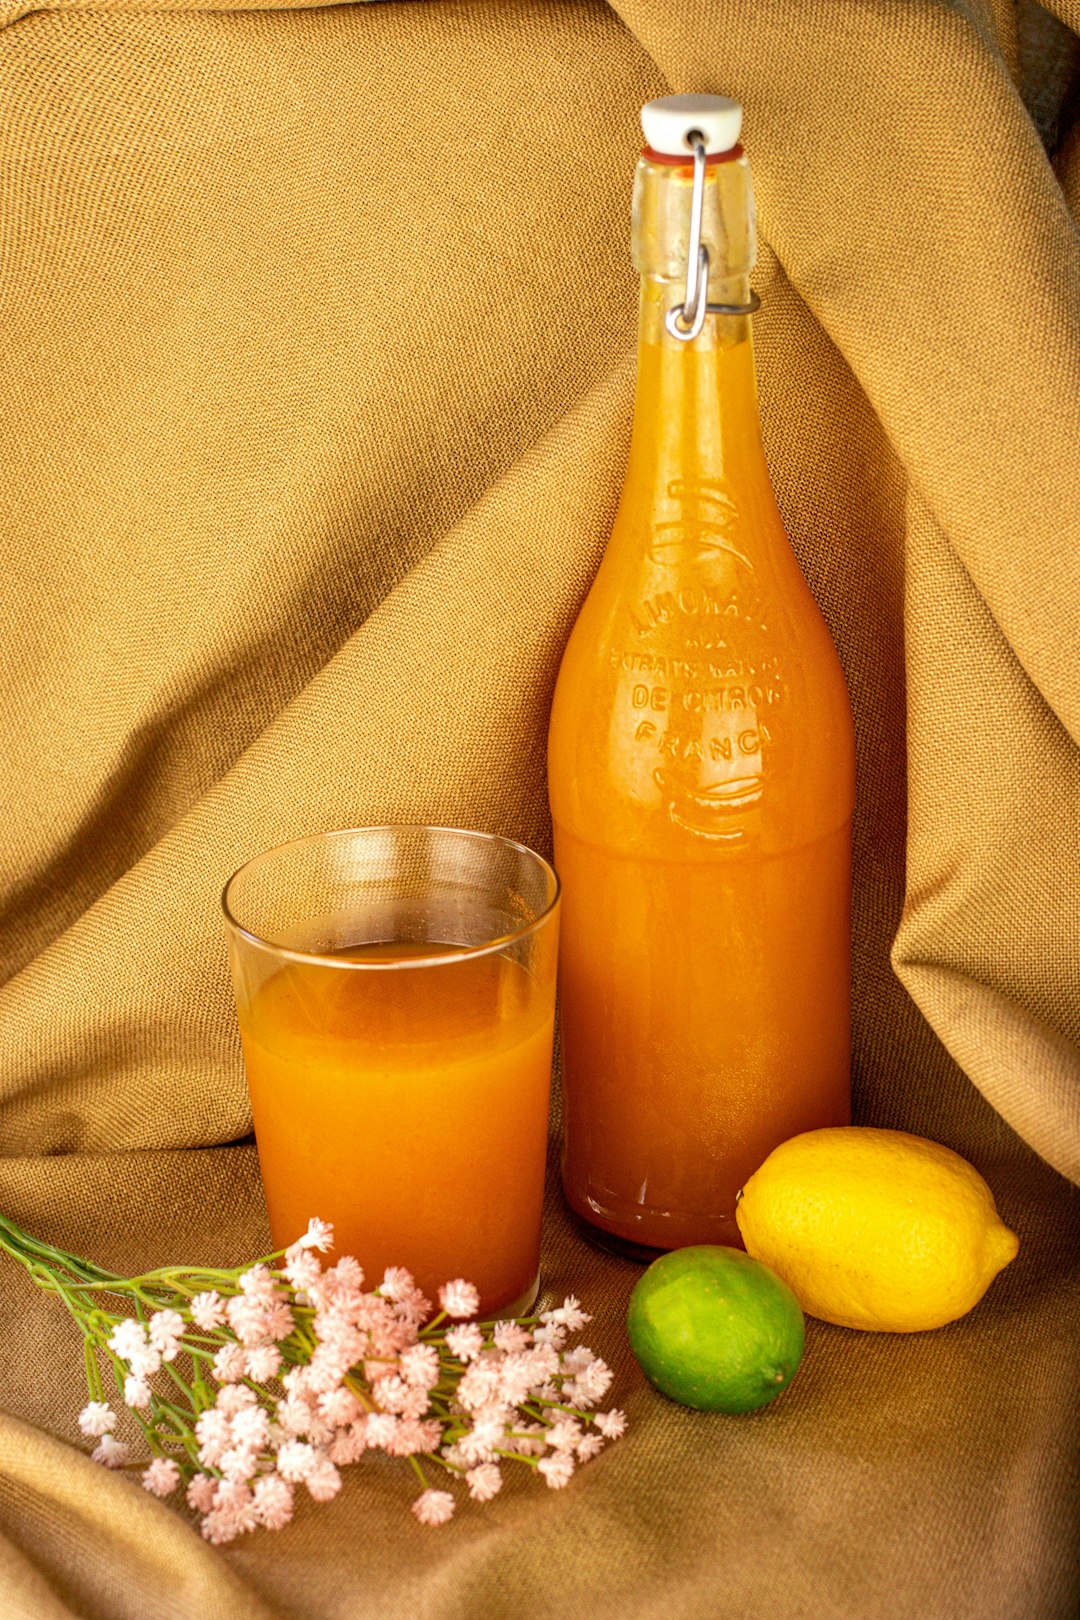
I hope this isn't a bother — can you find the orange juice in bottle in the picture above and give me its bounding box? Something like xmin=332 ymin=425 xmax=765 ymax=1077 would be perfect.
xmin=548 ymin=95 xmax=855 ymax=1254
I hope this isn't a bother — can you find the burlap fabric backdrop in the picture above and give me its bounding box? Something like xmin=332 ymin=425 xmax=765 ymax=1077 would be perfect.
xmin=1 ymin=0 xmax=1078 ymax=1615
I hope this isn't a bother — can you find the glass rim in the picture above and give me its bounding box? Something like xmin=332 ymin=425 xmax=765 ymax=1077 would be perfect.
xmin=220 ymin=824 xmax=561 ymax=971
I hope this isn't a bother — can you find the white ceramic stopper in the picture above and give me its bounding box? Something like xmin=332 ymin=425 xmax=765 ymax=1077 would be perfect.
xmin=640 ymin=94 xmax=743 ymax=156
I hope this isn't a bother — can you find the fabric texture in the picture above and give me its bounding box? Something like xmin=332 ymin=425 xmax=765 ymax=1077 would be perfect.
xmin=1 ymin=0 xmax=1078 ymax=1614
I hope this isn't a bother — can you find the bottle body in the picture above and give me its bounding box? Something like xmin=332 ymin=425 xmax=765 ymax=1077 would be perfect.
xmin=548 ymin=143 xmax=855 ymax=1250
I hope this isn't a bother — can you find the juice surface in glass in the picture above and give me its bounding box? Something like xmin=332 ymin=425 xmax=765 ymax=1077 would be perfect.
xmin=548 ymin=107 xmax=855 ymax=1253
xmin=238 ymin=940 xmax=555 ymax=1317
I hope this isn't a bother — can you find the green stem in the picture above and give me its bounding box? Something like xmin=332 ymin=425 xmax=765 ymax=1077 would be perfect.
xmin=159 ymin=1360 xmax=197 ymax=1407
xmin=0 ymin=1217 xmax=119 ymax=1285
xmin=425 ymin=1453 xmax=465 ymax=1476
xmin=524 ymin=1401 xmax=590 ymax=1422
xmin=81 ymin=1334 xmax=103 ymax=1403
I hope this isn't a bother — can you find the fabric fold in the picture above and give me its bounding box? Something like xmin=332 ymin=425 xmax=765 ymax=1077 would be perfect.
xmin=1 ymin=0 xmax=1079 ymax=1613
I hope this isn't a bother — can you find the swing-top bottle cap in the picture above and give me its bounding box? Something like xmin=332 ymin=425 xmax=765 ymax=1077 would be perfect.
xmin=640 ymin=94 xmax=743 ymax=156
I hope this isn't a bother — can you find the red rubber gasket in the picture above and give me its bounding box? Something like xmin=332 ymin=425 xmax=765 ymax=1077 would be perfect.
xmin=641 ymin=143 xmax=744 ymax=167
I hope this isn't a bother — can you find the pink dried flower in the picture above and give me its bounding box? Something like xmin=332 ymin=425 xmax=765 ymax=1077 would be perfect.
xmin=124 ymin=1374 xmax=152 ymax=1411
xmin=253 ymin=1473 xmax=294 ymax=1530
xmin=189 ymin=1291 xmax=226 ymax=1331
xmin=220 ymin=1445 xmax=258 ymax=1483
xmin=438 ymin=1280 xmax=480 ymax=1319
xmin=537 ymin=1451 xmax=575 ymax=1489
xmin=195 ymin=1409 xmax=231 ymax=1469
xmin=533 ymin=1322 xmax=568 ymax=1350
xmin=127 ymin=1341 xmax=163 ymax=1379
xmin=239 ymin=1264 xmax=278 ymax=1299
xmin=245 ymin=1344 xmax=283 ymax=1382
xmin=216 ymin=1479 xmax=255 ymax=1513
xmin=200 ymin=1510 xmax=238 ymax=1545
xmin=457 ymin=1405 xmax=510 ymax=1464
xmin=186 ymin=1474 xmax=218 ymax=1513
xmin=412 ymin=1488 xmax=455 ymax=1526
xmin=502 ymin=1422 xmax=546 ymax=1458
xmin=262 ymin=1299 xmax=295 ymax=1342
xmin=230 ymin=1406 xmax=270 ymax=1451
xmin=142 ymin=1457 xmax=180 ymax=1497
xmin=283 ymin=1243 xmax=322 ymax=1292
xmin=329 ymin=1421 xmax=369 ymax=1466
xmin=400 ymin=1387 xmax=432 ymax=1421
xmin=314 ymin=1309 xmax=365 ymax=1354
xmin=466 ymin=1463 xmax=502 ymax=1502
xmin=456 ymin=1361 xmax=503 ymax=1412
xmin=379 ymin=1266 xmax=416 ymax=1302
xmin=78 ymin=1401 xmax=116 ymax=1438
xmin=369 ymin=1311 xmax=419 ymax=1356
xmin=277 ymin=1393 xmax=318 ymax=1439
xmin=216 ymin=1384 xmax=256 ymax=1416
xmin=148 ymin=1309 xmax=185 ymax=1360
xmin=528 ymin=1344 xmax=561 ymax=1381
xmin=299 ymin=1218 xmax=334 ymax=1253
xmin=399 ymin=1343 xmax=441 ymax=1390
xmin=300 ymin=1407 xmax=337 ymax=1447
xmin=545 ymin=1417 xmax=583 ymax=1452
xmin=276 ymin=1440 xmax=317 ymax=1483
xmin=305 ymin=1455 xmax=342 ymax=1502
xmin=445 ymin=1324 xmax=484 ymax=1362
xmin=318 ymin=1387 xmax=363 ymax=1427
xmin=415 ymin=1419 xmax=444 ymax=1453
xmin=41 ymin=1206 xmax=618 ymax=1539
xmin=386 ymin=1417 xmax=441 ymax=1457
xmin=212 ymin=1480 xmax=259 ymax=1537
xmin=107 ymin=1318 xmax=161 ymax=1377
xmin=542 ymin=1296 xmax=591 ymax=1333
xmin=365 ymin=1413 xmax=398 ymax=1449
xmin=227 ymin=1288 xmax=294 ymax=1348
xmin=393 ymin=1287 xmax=432 ymax=1328
xmin=492 ymin=1322 xmax=531 ymax=1353
xmin=324 ymin=1255 xmax=365 ymax=1293
xmin=371 ymin=1374 xmax=413 ymax=1415
xmin=91 ymin=1434 xmax=129 ymax=1469
xmin=496 ymin=1352 xmax=544 ymax=1405
xmin=226 ymin=1296 xmax=268 ymax=1346
xmin=307 ymin=1350 xmax=355 ymax=1396
xmin=212 ymin=1344 xmax=248 ymax=1384
xmin=107 ymin=1319 xmax=146 ymax=1361
xmin=573 ymin=1360 xmax=613 ymax=1405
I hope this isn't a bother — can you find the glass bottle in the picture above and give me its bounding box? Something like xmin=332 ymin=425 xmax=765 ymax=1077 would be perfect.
xmin=548 ymin=95 xmax=855 ymax=1255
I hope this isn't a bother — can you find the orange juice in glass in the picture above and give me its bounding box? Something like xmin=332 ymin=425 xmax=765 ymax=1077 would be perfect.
xmin=222 ymin=827 xmax=560 ymax=1317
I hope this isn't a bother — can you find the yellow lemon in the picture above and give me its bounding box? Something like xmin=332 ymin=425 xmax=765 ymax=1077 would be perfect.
xmin=735 ymin=1127 xmax=1019 ymax=1332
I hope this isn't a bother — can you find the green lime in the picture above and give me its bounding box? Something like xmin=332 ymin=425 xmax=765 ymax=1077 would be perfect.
xmin=627 ymin=1245 xmax=805 ymax=1413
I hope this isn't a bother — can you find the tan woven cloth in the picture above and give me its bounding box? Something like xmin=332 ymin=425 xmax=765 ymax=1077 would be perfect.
xmin=1 ymin=1 xmax=1078 ymax=1615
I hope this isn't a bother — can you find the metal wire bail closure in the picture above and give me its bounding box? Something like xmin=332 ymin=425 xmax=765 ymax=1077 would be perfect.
xmin=664 ymin=130 xmax=762 ymax=343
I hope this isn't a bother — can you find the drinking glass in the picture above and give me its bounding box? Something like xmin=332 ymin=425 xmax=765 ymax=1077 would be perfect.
xmin=222 ymin=826 xmax=560 ymax=1317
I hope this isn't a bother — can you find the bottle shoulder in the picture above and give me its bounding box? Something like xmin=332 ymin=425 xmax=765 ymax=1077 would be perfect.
xmin=548 ymin=526 xmax=854 ymax=854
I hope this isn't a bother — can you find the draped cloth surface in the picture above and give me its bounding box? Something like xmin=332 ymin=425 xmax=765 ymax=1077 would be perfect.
xmin=1 ymin=0 xmax=1079 ymax=1614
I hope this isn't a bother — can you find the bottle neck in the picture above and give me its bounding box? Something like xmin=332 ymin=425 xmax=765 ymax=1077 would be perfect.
xmin=623 ymin=279 xmax=766 ymax=504
xmin=624 ymin=149 xmax=766 ymax=507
